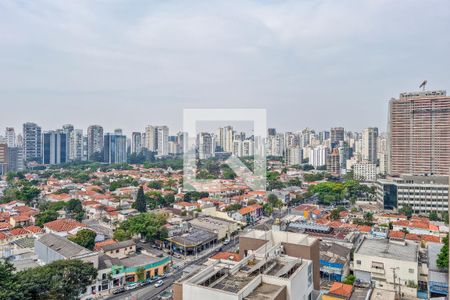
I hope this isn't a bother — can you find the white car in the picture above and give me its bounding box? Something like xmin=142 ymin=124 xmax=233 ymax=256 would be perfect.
xmin=154 ymin=280 xmax=164 ymax=288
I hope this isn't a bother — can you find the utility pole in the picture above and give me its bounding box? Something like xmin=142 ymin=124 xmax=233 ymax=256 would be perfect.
xmin=391 ymin=267 xmax=400 ymax=300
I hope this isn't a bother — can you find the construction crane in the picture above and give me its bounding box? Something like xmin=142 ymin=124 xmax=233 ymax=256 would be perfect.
xmin=419 ymin=80 xmax=428 ymax=91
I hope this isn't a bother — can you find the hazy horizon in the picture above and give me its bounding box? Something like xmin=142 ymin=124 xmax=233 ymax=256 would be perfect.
xmin=1 ymin=0 xmax=450 ymax=135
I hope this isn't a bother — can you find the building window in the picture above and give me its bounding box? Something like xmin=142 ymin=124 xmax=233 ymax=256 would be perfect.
xmin=307 ymin=263 xmax=312 ymax=287
xmin=409 ymin=269 xmax=414 ymax=273
xmin=356 ymin=260 xmax=361 ymax=265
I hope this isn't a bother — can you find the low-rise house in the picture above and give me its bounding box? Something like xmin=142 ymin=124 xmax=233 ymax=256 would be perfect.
xmin=173 ymin=201 xmax=198 ymax=212
xmin=97 ymin=240 xmax=136 ymax=259
xmin=43 ymin=218 xmax=86 ymax=237
xmin=34 ymin=233 xmax=99 ymax=267
xmin=233 ymin=204 xmax=262 ymax=224
xmin=427 ymin=242 xmax=449 ymax=298
xmin=320 ymin=242 xmax=351 ymax=282
xmin=323 ymin=282 xmax=353 ymax=300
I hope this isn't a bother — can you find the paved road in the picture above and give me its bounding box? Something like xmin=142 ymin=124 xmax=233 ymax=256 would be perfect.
xmin=105 ymin=239 xmax=239 ymax=300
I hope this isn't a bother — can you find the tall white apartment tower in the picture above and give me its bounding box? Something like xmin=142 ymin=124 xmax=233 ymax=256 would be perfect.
xmin=362 ymin=127 xmax=378 ymax=164
xmin=5 ymin=127 xmax=15 ymax=147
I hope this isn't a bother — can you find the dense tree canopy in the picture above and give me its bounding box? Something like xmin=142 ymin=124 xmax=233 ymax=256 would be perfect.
xmin=437 ymin=234 xmax=449 ymax=269
xmin=0 ymin=259 xmax=97 ymax=300
xmin=113 ymin=212 xmax=168 ymax=242
xmin=69 ymin=229 xmax=97 ymax=250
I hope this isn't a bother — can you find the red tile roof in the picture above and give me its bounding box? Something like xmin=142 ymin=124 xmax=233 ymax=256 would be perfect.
xmin=389 ymin=231 xmax=406 ymax=239
xmin=0 ymin=232 xmax=8 ymax=240
xmin=239 ymin=204 xmax=262 ymax=215
xmin=94 ymin=239 xmax=117 ymax=251
xmin=211 ymin=252 xmax=241 ymax=262
xmin=329 ymin=282 xmax=353 ymax=299
xmin=24 ymin=225 xmax=44 ymax=234
xmin=44 ymin=219 xmax=86 ymax=232
xmin=10 ymin=227 xmax=29 ymax=236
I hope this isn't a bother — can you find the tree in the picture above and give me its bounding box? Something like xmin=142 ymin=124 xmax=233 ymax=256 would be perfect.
xmin=429 ymin=211 xmax=439 ymax=221
xmin=19 ymin=259 xmax=97 ymax=300
xmin=66 ymin=199 xmax=82 ymax=214
xmin=35 ymin=210 xmax=59 ymax=227
xmin=134 ymin=186 xmax=147 ymax=213
xmin=0 ymin=261 xmax=23 ymax=300
xmin=69 ymin=229 xmax=96 ymax=250
xmin=147 ymin=181 xmax=163 ymax=189
xmin=267 ymin=194 xmax=279 ymax=206
xmin=113 ymin=212 xmax=167 ymax=242
xmin=1 ymin=259 xmax=97 ymax=300
xmin=343 ymin=274 xmax=356 ymax=285
xmin=399 ymin=204 xmax=413 ymax=218
xmin=437 ymin=234 xmax=449 ymax=269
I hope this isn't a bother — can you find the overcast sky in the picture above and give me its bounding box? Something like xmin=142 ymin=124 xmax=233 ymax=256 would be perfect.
xmin=1 ymin=0 xmax=450 ymax=136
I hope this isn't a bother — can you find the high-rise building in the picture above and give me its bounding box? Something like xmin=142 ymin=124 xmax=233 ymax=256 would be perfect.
xmin=87 ymin=125 xmax=104 ymax=160
xmin=361 ymin=127 xmax=378 ymax=164
xmin=5 ymin=127 xmax=15 ymax=147
xmin=103 ymin=133 xmax=127 ymax=164
xmin=267 ymin=128 xmax=277 ymax=136
xmin=318 ymin=131 xmax=330 ymax=143
xmin=309 ymin=145 xmax=328 ymax=168
xmin=42 ymin=131 xmax=68 ymax=165
xmin=388 ymin=90 xmax=450 ymax=176
xmin=7 ymin=147 xmax=24 ymax=172
xmin=23 ymin=122 xmax=42 ymax=162
xmin=68 ymin=129 xmax=84 ymax=161
xmin=286 ymin=146 xmax=303 ymax=166
xmin=327 ymin=147 xmax=341 ymax=176
xmin=0 ymin=143 xmax=7 ymax=175
xmin=242 ymin=140 xmax=254 ymax=157
xmin=198 ymin=132 xmax=213 ymax=159
xmin=218 ymin=126 xmax=234 ymax=152
xmin=62 ymin=124 xmax=74 ymax=160
xmin=156 ymin=126 xmax=169 ymax=156
xmin=330 ymin=127 xmax=345 ymax=144
xmin=131 ymin=132 xmax=142 ymax=154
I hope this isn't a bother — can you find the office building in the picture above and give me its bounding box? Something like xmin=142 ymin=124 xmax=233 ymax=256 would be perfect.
xmin=375 ymin=175 xmax=448 ymax=214
xmin=7 ymin=147 xmax=24 ymax=172
xmin=5 ymin=127 xmax=15 ymax=147
xmin=103 ymin=133 xmax=127 ymax=164
xmin=388 ymin=90 xmax=450 ymax=176
xmin=145 ymin=125 xmax=157 ymax=152
xmin=42 ymin=131 xmax=68 ymax=165
xmin=131 ymin=132 xmax=142 ymax=154
xmin=361 ymin=127 xmax=378 ymax=164
xmin=353 ymin=161 xmax=377 ymax=182
xmin=23 ymin=122 xmax=42 ymax=161
xmin=87 ymin=125 xmax=104 ymax=160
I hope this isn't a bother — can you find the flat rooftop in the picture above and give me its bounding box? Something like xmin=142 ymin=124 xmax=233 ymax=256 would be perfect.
xmin=241 ymin=229 xmax=316 ymax=246
xmin=168 ymin=229 xmax=217 ymax=247
xmin=356 ymin=238 xmax=418 ymax=262
xmin=244 ymin=282 xmax=284 ymax=300
xmin=118 ymin=253 xmax=164 ymax=268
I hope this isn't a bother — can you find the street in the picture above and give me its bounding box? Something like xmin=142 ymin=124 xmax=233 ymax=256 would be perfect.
xmin=105 ymin=238 xmax=239 ymax=300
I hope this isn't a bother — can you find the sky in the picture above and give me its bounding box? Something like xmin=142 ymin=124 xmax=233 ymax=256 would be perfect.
xmin=1 ymin=0 xmax=450 ymax=136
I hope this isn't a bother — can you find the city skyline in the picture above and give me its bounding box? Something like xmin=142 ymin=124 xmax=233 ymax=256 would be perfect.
xmin=1 ymin=1 xmax=450 ymax=133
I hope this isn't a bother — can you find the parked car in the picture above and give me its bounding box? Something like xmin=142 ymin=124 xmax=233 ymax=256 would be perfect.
xmin=113 ymin=287 xmax=126 ymax=294
xmin=125 ymin=283 xmax=138 ymax=290
xmin=154 ymin=280 xmax=164 ymax=288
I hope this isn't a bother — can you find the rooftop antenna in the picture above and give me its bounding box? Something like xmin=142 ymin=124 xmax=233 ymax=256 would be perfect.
xmin=419 ymin=80 xmax=427 ymax=91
